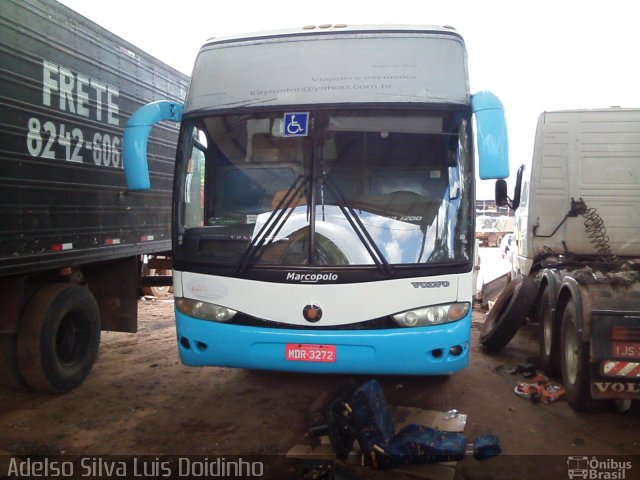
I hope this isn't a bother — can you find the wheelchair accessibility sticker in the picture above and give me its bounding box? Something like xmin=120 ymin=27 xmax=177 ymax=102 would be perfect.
xmin=283 ymin=112 xmax=309 ymax=137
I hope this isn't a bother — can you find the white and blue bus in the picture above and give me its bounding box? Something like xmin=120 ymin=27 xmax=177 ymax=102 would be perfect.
xmin=124 ymin=25 xmax=509 ymax=375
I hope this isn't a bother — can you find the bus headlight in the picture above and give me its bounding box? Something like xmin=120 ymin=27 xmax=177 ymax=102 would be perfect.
xmin=392 ymin=302 xmax=470 ymax=327
xmin=175 ymin=297 xmax=237 ymax=323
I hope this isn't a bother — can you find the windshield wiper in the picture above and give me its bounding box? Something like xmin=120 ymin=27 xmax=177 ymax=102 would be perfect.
xmin=323 ymin=175 xmax=392 ymax=276
xmin=236 ymin=174 xmax=307 ymax=275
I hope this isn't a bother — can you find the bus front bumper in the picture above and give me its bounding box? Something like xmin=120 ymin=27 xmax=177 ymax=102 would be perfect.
xmin=175 ymin=310 xmax=472 ymax=375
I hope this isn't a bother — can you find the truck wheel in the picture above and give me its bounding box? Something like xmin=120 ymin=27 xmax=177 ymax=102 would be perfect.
xmin=0 ymin=334 xmax=27 ymax=391
xmin=560 ymin=297 xmax=605 ymax=412
xmin=480 ymin=275 xmax=538 ymax=351
xmin=16 ymin=284 xmax=101 ymax=393
xmin=538 ymin=286 xmax=561 ymax=376
xmin=612 ymin=399 xmax=640 ymax=415
xmin=142 ymin=267 xmax=172 ymax=298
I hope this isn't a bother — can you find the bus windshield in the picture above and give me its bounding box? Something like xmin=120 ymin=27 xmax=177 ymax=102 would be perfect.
xmin=176 ymin=108 xmax=472 ymax=271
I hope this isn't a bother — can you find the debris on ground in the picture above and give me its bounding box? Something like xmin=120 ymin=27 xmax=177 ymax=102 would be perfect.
xmin=289 ymin=379 xmax=501 ymax=479
xmin=514 ymin=376 xmax=566 ymax=404
xmin=295 ymin=460 xmax=358 ymax=480
xmin=516 ymin=362 xmax=537 ymax=378
xmin=494 ymin=364 xmax=567 ymax=404
xmin=494 ymin=365 xmax=517 ymax=375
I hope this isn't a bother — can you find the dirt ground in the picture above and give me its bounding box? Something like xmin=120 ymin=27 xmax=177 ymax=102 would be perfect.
xmin=1 ymin=296 xmax=639 ymax=480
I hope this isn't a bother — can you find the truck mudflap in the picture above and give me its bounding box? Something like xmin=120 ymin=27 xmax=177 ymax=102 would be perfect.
xmin=589 ymin=311 xmax=640 ymax=400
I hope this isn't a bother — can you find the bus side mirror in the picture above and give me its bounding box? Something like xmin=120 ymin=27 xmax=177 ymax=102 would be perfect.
xmin=124 ymin=100 xmax=183 ymax=190
xmin=472 ymin=91 xmax=509 ymax=180
xmin=495 ymin=164 xmax=524 ymax=210
xmin=495 ymin=179 xmax=508 ymax=207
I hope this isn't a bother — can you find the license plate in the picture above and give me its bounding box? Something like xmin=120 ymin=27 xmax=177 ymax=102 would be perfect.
xmin=612 ymin=342 xmax=640 ymax=359
xmin=285 ymin=344 xmax=336 ymax=363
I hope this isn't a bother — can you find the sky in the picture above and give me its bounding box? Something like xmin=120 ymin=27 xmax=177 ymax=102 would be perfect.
xmin=58 ymin=0 xmax=638 ymax=199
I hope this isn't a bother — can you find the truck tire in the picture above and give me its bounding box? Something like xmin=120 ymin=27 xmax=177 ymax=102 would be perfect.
xmin=613 ymin=399 xmax=640 ymax=415
xmin=480 ymin=275 xmax=538 ymax=351
xmin=142 ymin=268 xmax=172 ymax=298
xmin=538 ymin=285 xmax=561 ymax=376
xmin=0 ymin=334 xmax=27 ymax=391
xmin=560 ymin=297 xmax=606 ymax=412
xmin=16 ymin=284 xmax=101 ymax=393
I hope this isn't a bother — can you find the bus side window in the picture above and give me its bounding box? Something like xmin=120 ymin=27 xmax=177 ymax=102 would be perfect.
xmin=185 ymin=145 xmax=206 ymax=227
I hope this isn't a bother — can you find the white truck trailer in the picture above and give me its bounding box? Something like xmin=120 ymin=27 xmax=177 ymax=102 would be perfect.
xmin=480 ymin=108 xmax=640 ymax=412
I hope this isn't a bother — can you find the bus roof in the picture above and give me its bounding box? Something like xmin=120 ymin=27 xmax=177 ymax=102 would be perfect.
xmin=202 ymin=24 xmax=464 ymax=46
xmin=186 ymin=25 xmax=470 ymax=113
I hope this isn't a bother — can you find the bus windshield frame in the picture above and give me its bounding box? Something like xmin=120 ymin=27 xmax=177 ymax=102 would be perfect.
xmin=173 ymin=106 xmax=474 ymax=280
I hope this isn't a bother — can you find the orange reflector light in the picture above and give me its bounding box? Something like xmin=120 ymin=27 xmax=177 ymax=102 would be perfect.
xmin=612 ymin=326 xmax=640 ymax=342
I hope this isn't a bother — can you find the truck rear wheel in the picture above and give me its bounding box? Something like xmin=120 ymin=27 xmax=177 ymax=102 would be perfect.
xmin=0 ymin=334 xmax=27 ymax=391
xmin=560 ymin=297 xmax=605 ymax=412
xmin=480 ymin=275 xmax=538 ymax=351
xmin=142 ymin=268 xmax=172 ymax=298
xmin=16 ymin=284 xmax=101 ymax=393
xmin=538 ymin=285 xmax=561 ymax=376
xmin=613 ymin=399 xmax=640 ymax=415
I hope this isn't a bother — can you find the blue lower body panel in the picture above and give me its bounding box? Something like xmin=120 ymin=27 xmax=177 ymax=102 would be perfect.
xmin=175 ymin=310 xmax=471 ymax=375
